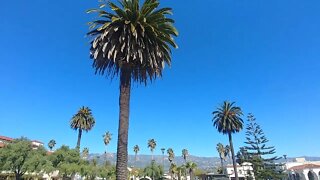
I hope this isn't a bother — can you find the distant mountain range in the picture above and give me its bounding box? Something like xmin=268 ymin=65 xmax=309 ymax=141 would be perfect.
xmin=88 ymin=153 xmax=320 ymax=171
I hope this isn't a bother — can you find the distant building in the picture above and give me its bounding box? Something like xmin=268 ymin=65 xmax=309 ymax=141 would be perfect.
xmin=31 ymin=140 xmax=44 ymax=149
xmin=0 ymin=135 xmax=13 ymax=148
xmin=0 ymin=135 xmax=43 ymax=149
xmin=283 ymin=158 xmax=320 ymax=179
xmin=225 ymin=162 xmax=255 ymax=180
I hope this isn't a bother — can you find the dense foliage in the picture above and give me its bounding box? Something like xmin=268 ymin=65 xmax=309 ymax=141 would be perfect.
xmin=0 ymin=138 xmax=51 ymax=180
xmin=143 ymin=161 xmax=163 ymax=180
xmin=0 ymin=141 xmax=116 ymax=180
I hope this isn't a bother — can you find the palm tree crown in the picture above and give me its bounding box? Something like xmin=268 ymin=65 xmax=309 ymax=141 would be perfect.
xmin=48 ymin=139 xmax=56 ymax=151
xmin=87 ymin=0 xmax=178 ymax=85
xmin=167 ymin=148 xmax=175 ymax=163
xmin=70 ymin=106 xmax=95 ymax=131
xmin=212 ymin=101 xmax=243 ymax=134
xmin=216 ymin=143 xmax=229 ymax=160
xmin=103 ymin=131 xmax=112 ymax=146
xmin=147 ymin=139 xmax=157 ymax=152
xmin=182 ymin=149 xmax=189 ymax=162
xmin=133 ymin=145 xmax=140 ymax=154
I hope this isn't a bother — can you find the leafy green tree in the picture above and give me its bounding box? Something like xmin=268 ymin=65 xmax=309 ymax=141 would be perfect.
xmin=216 ymin=143 xmax=229 ymax=174
xmin=133 ymin=145 xmax=140 ymax=162
xmin=212 ymin=101 xmax=243 ymax=180
xmin=0 ymin=138 xmax=51 ymax=180
xmin=185 ymin=162 xmax=197 ymax=180
xmin=48 ymin=139 xmax=56 ymax=151
xmin=243 ymin=113 xmax=282 ymax=179
xmin=80 ymin=158 xmax=116 ymax=180
xmin=48 ymin=145 xmax=83 ymax=179
xmin=167 ymin=148 xmax=175 ymax=164
xmin=148 ymin=139 xmax=157 ymax=160
xmin=103 ymin=131 xmax=112 ymax=154
xmin=143 ymin=160 xmax=164 ymax=180
xmin=86 ymin=0 xmax=178 ymax=179
xmin=70 ymin=106 xmax=95 ymax=149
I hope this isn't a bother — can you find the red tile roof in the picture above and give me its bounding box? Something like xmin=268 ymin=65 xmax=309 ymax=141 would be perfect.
xmin=289 ymin=164 xmax=320 ymax=170
xmin=0 ymin=136 xmax=13 ymax=142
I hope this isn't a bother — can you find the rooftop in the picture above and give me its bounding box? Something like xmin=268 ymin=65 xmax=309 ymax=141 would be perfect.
xmin=289 ymin=164 xmax=320 ymax=170
xmin=0 ymin=136 xmax=13 ymax=142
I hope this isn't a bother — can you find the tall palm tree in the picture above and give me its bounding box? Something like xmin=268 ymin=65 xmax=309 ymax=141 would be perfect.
xmin=87 ymin=0 xmax=178 ymax=179
xmin=70 ymin=106 xmax=95 ymax=149
xmin=182 ymin=149 xmax=189 ymax=163
xmin=103 ymin=131 xmax=112 ymax=154
xmin=133 ymin=145 xmax=140 ymax=162
xmin=185 ymin=161 xmax=197 ymax=180
xmin=48 ymin=139 xmax=56 ymax=151
xmin=212 ymin=101 xmax=243 ymax=180
xmin=167 ymin=148 xmax=175 ymax=164
xmin=147 ymin=139 xmax=157 ymax=160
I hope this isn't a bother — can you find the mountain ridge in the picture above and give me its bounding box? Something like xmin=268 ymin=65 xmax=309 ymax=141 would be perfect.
xmin=88 ymin=153 xmax=320 ymax=171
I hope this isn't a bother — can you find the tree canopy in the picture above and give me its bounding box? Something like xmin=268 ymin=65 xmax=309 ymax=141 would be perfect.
xmin=0 ymin=138 xmax=51 ymax=180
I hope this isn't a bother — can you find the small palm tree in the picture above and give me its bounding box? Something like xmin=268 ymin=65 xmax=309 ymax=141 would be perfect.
xmin=185 ymin=161 xmax=197 ymax=180
xmin=70 ymin=106 xmax=95 ymax=149
xmin=133 ymin=145 xmax=140 ymax=162
xmin=148 ymin=139 xmax=157 ymax=160
xmin=176 ymin=165 xmax=186 ymax=180
xmin=212 ymin=101 xmax=243 ymax=180
xmin=143 ymin=161 xmax=163 ymax=180
xmin=86 ymin=0 xmax=178 ymax=179
xmin=169 ymin=163 xmax=177 ymax=180
xmin=161 ymin=148 xmax=165 ymax=167
xmin=103 ymin=131 xmax=112 ymax=154
xmin=216 ymin=143 xmax=229 ymax=174
xmin=167 ymin=148 xmax=175 ymax=164
xmin=82 ymin=147 xmax=89 ymax=159
xmin=48 ymin=139 xmax=56 ymax=151
xmin=182 ymin=149 xmax=189 ymax=163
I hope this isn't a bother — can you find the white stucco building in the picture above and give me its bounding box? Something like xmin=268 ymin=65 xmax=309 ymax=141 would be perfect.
xmin=283 ymin=158 xmax=320 ymax=180
xmin=226 ymin=162 xmax=255 ymax=180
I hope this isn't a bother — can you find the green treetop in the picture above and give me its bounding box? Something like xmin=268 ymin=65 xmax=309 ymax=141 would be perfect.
xmin=243 ymin=113 xmax=283 ymax=179
xmin=0 ymin=138 xmax=51 ymax=180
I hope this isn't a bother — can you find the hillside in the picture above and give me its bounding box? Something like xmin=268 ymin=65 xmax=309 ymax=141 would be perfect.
xmin=88 ymin=154 xmax=320 ymax=171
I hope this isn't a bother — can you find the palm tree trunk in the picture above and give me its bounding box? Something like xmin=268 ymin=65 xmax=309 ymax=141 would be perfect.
xmin=228 ymin=132 xmax=239 ymax=180
xmin=220 ymin=158 xmax=224 ymax=174
xmin=76 ymin=129 xmax=82 ymax=149
xmin=152 ymin=151 xmax=154 ymax=161
xmin=116 ymin=71 xmax=131 ymax=180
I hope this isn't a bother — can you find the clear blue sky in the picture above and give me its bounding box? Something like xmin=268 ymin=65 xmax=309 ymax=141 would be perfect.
xmin=1 ymin=0 xmax=320 ymax=158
